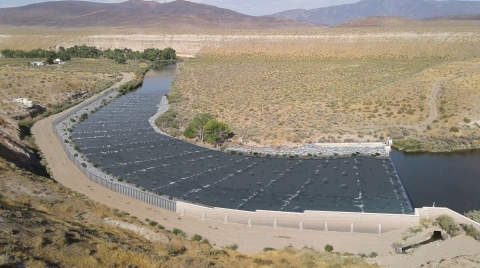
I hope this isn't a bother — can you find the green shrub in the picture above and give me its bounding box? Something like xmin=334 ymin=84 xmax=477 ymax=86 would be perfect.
xmin=324 ymin=244 xmax=334 ymax=252
xmin=81 ymin=163 xmax=87 ymax=168
xmin=369 ymin=252 xmax=378 ymax=258
xmin=70 ymin=118 xmax=76 ymax=123
xmin=263 ymin=247 xmax=275 ymax=252
xmin=449 ymin=126 xmax=459 ymax=132
xmin=191 ymin=234 xmax=202 ymax=242
xmin=157 ymin=225 xmax=165 ymax=230
xmin=464 ymin=117 xmax=472 ymax=123
xmin=173 ymin=228 xmax=185 ymax=237
xmin=465 ymin=210 xmax=480 ymax=223
xmin=148 ymin=221 xmax=158 ymax=227
xmin=461 ymin=224 xmax=480 ymax=241
xmin=156 ymin=109 xmax=180 ymax=130
xmin=436 ymin=214 xmax=461 ymax=237
xmin=80 ymin=113 xmax=88 ymax=121
xmin=226 ymin=244 xmax=238 ymax=250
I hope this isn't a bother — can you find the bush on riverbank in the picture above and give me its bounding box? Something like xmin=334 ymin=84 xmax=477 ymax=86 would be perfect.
xmin=392 ymin=136 xmax=480 ymax=153
xmin=155 ymin=109 xmax=180 ymax=130
xmin=465 ymin=210 xmax=480 ymax=223
xmin=461 ymin=224 xmax=480 ymax=241
xmin=436 ymin=215 xmax=461 ymax=237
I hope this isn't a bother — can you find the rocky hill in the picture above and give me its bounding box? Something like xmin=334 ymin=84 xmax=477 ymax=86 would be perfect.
xmin=0 ymin=0 xmax=319 ymax=29
xmin=271 ymin=0 xmax=480 ymax=26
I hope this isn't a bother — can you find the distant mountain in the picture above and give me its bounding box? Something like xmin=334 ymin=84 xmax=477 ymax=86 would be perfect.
xmin=0 ymin=0 xmax=319 ymax=29
xmin=271 ymin=0 xmax=480 ymax=26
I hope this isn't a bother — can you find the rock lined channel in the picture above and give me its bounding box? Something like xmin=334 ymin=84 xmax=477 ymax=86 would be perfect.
xmin=70 ymin=66 xmax=413 ymax=214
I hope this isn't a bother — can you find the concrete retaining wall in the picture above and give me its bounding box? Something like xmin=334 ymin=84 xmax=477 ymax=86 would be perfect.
xmin=417 ymin=207 xmax=480 ymax=229
xmin=177 ymin=201 xmax=420 ymax=234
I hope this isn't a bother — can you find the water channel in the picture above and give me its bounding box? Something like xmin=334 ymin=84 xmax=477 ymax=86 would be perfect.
xmin=73 ymin=65 xmax=479 ymax=215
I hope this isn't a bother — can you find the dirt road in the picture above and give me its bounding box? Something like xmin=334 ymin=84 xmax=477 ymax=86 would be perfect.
xmin=423 ymin=63 xmax=480 ymax=127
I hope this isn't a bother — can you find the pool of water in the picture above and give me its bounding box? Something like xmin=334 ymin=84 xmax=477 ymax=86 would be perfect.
xmin=72 ymin=65 xmax=413 ymax=214
xmin=391 ymin=150 xmax=480 ymax=214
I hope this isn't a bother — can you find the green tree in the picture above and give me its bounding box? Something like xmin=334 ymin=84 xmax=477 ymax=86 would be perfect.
xmin=204 ymin=120 xmax=231 ymax=146
xmin=161 ymin=47 xmax=176 ymax=60
xmin=184 ymin=114 xmax=214 ymax=142
xmin=46 ymin=57 xmax=55 ymax=65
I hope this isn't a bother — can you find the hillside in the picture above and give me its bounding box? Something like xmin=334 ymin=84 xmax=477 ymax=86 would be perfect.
xmin=271 ymin=0 xmax=480 ymax=26
xmin=0 ymin=0 xmax=319 ymax=29
xmin=336 ymin=16 xmax=480 ymax=28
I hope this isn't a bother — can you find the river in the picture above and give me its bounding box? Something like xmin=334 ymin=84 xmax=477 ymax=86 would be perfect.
xmin=391 ymin=150 xmax=480 ymax=214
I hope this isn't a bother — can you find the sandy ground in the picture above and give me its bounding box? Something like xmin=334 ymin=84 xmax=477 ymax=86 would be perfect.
xmin=31 ymin=73 xmax=480 ymax=267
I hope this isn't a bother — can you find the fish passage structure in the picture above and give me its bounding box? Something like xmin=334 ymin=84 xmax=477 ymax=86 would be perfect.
xmin=72 ymin=92 xmax=413 ymax=215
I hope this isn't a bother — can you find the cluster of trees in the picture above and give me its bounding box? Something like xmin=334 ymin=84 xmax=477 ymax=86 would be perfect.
xmin=1 ymin=45 xmax=176 ymax=64
xmin=184 ymin=114 xmax=231 ymax=146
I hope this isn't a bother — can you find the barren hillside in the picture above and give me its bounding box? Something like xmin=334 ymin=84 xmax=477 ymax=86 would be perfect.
xmin=0 ymin=0 xmax=319 ymax=29
xmin=271 ymin=0 xmax=480 ymax=26
xmin=166 ymin=28 xmax=480 ymax=152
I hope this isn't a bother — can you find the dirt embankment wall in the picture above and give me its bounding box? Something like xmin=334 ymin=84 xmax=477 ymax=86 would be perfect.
xmin=2 ymin=30 xmax=480 ymax=58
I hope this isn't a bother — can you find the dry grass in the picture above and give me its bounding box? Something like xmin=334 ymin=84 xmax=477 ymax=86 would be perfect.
xmin=167 ymin=28 xmax=480 ymax=151
xmin=0 ymin=58 xmax=146 ymax=117
xmin=0 ymin=157 xmax=376 ymax=267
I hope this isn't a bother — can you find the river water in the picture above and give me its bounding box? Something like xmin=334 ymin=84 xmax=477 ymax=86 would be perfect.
xmin=391 ymin=150 xmax=480 ymax=214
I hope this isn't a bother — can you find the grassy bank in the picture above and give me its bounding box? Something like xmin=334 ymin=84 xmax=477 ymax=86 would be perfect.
xmin=392 ymin=137 xmax=480 ymax=153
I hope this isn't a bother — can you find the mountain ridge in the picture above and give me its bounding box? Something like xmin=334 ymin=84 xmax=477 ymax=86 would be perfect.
xmin=0 ymin=0 xmax=321 ymax=29
xmin=271 ymin=0 xmax=480 ymax=26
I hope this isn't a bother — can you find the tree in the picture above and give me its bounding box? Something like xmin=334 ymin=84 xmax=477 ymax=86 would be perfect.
xmin=161 ymin=47 xmax=176 ymax=60
xmin=184 ymin=114 xmax=214 ymax=142
xmin=46 ymin=57 xmax=54 ymax=65
xmin=204 ymin=120 xmax=231 ymax=146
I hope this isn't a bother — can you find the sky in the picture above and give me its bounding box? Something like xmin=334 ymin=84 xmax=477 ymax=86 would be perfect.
xmin=0 ymin=0 xmax=362 ymax=16
xmin=1 ymin=0 xmax=480 ymax=16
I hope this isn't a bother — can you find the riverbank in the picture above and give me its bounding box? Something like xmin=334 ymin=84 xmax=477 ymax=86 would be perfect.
xmin=392 ymin=137 xmax=480 ymax=153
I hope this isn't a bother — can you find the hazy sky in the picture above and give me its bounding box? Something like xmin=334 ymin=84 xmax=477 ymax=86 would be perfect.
xmin=0 ymin=0 xmax=362 ymax=15
xmin=2 ymin=0 xmax=480 ymax=16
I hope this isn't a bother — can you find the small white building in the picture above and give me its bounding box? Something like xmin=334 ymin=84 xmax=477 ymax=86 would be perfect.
xmin=30 ymin=61 xmax=46 ymax=66
xmin=54 ymin=58 xmax=66 ymax=65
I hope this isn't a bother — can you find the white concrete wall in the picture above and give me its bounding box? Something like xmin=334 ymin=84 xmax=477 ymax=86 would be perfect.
xmin=177 ymin=201 xmax=420 ymax=234
xmin=417 ymin=207 xmax=480 ymax=229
